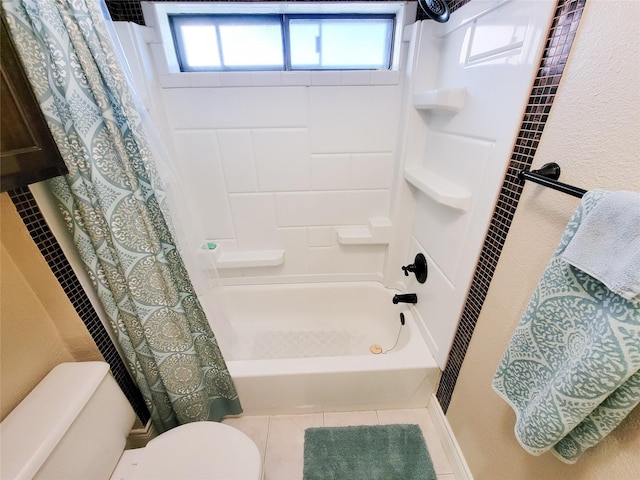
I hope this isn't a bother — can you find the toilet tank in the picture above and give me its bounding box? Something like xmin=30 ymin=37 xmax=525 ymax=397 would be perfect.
xmin=0 ymin=362 xmax=137 ymax=480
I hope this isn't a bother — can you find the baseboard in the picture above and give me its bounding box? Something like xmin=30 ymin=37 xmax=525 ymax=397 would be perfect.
xmin=427 ymin=394 xmax=474 ymax=480
xmin=125 ymin=419 xmax=158 ymax=450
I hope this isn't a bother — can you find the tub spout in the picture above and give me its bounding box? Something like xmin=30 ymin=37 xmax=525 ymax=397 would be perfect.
xmin=392 ymin=293 xmax=417 ymax=304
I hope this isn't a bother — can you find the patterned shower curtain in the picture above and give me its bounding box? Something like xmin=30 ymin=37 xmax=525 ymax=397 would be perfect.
xmin=2 ymin=0 xmax=242 ymax=432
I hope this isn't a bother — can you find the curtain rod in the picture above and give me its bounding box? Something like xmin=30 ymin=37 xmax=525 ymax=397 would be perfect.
xmin=518 ymin=162 xmax=587 ymax=198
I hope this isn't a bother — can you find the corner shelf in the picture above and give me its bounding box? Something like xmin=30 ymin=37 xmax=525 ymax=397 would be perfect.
xmin=201 ymin=245 xmax=285 ymax=269
xmin=413 ymin=87 xmax=466 ymax=113
xmin=404 ymin=166 xmax=471 ymax=212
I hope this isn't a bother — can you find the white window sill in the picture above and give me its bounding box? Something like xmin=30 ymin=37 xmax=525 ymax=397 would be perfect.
xmin=157 ymin=70 xmax=401 ymax=89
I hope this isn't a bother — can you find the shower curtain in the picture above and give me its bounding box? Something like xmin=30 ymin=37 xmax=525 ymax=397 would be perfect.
xmin=2 ymin=0 xmax=242 ymax=432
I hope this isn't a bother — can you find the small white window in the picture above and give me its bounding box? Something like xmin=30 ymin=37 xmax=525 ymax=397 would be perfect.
xmin=143 ymin=2 xmax=411 ymax=74
xmin=170 ymin=14 xmax=395 ymax=72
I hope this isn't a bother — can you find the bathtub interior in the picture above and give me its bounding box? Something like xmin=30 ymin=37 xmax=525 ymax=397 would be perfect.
xmin=217 ymin=282 xmax=414 ymax=361
xmin=198 ymin=281 xmax=440 ymax=414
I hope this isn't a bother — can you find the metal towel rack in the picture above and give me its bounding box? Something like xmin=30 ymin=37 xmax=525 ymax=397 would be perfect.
xmin=518 ymin=162 xmax=587 ymax=198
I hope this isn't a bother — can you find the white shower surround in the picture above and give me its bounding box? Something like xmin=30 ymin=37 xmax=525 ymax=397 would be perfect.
xmin=200 ymin=281 xmax=439 ymax=414
xmin=30 ymin=1 xmax=556 ymax=415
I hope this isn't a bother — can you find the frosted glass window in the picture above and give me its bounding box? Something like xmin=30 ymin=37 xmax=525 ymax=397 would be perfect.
xmin=171 ymin=16 xmax=283 ymax=71
xmin=179 ymin=25 xmax=220 ymax=68
xmin=289 ymin=18 xmax=394 ymax=70
xmin=170 ymin=14 xmax=394 ymax=72
xmin=219 ymin=22 xmax=283 ymax=68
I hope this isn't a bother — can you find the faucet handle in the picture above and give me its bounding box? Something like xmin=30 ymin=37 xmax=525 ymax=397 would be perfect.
xmin=401 ymin=253 xmax=428 ymax=284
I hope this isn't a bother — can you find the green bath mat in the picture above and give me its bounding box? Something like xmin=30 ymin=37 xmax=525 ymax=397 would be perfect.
xmin=303 ymin=424 xmax=437 ymax=480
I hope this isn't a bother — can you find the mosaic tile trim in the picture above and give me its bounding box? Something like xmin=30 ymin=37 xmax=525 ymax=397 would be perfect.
xmin=436 ymin=0 xmax=587 ymax=412
xmin=8 ymin=187 xmax=150 ymax=424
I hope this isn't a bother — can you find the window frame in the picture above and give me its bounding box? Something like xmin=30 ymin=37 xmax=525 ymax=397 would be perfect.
xmin=170 ymin=14 xmax=286 ymax=72
xmin=169 ymin=13 xmax=396 ymax=73
xmin=143 ymin=2 xmax=411 ymax=75
xmin=285 ymin=14 xmax=396 ymax=71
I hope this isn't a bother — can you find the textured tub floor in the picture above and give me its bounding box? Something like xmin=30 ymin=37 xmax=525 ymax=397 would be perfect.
xmin=251 ymin=330 xmax=356 ymax=359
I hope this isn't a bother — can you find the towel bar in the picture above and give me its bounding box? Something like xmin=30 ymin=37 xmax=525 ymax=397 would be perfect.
xmin=518 ymin=162 xmax=587 ymax=198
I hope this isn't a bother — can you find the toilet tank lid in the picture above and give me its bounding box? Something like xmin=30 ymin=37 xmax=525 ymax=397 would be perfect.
xmin=0 ymin=362 xmax=111 ymax=480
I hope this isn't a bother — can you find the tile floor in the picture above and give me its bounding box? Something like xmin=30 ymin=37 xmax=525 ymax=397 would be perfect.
xmin=223 ymin=408 xmax=455 ymax=480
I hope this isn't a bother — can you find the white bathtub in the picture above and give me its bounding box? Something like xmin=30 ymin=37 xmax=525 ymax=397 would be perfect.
xmin=206 ymin=282 xmax=440 ymax=415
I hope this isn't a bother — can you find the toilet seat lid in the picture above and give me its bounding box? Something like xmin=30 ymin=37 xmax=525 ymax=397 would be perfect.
xmin=133 ymin=422 xmax=261 ymax=480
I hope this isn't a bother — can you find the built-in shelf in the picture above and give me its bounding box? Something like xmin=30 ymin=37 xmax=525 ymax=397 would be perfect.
xmin=413 ymin=87 xmax=467 ymax=113
xmin=203 ymin=245 xmax=285 ymax=269
xmin=404 ymin=166 xmax=471 ymax=212
xmin=337 ymin=217 xmax=392 ymax=245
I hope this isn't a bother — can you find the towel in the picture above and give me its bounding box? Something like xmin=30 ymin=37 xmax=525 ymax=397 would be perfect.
xmin=492 ymin=190 xmax=640 ymax=463
xmin=561 ymin=190 xmax=640 ymax=300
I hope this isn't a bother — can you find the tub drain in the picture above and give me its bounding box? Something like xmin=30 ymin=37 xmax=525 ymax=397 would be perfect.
xmin=370 ymin=313 xmax=405 ymax=355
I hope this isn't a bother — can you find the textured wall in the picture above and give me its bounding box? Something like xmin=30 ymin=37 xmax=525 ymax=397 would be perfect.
xmin=446 ymin=1 xmax=640 ymax=478
xmin=0 ymin=193 xmax=102 ymax=420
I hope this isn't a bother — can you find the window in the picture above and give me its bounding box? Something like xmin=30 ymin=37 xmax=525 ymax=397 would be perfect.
xmin=144 ymin=2 xmax=412 ymax=75
xmin=170 ymin=14 xmax=395 ymax=72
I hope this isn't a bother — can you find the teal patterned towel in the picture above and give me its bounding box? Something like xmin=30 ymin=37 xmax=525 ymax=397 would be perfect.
xmin=492 ymin=190 xmax=640 ymax=463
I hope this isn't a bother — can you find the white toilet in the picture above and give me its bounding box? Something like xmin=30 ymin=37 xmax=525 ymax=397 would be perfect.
xmin=0 ymin=362 xmax=262 ymax=480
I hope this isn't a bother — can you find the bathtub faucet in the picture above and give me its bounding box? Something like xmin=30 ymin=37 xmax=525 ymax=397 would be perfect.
xmin=392 ymin=293 xmax=418 ymax=304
